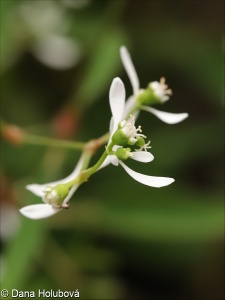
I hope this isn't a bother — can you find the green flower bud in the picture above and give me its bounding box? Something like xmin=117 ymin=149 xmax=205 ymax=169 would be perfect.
xmin=43 ymin=184 xmax=69 ymax=208
xmin=115 ymin=147 xmax=132 ymax=160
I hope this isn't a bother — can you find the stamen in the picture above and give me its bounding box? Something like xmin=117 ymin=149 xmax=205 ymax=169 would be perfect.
xmin=167 ymin=89 xmax=172 ymax=95
xmin=160 ymin=77 xmax=165 ymax=85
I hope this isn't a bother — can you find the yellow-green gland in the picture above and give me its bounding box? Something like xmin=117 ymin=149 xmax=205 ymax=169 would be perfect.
xmin=115 ymin=147 xmax=132 ymax=160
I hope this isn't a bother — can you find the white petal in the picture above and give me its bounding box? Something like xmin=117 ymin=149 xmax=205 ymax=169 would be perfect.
xmin=26 ymin=184 xmax=45 ymax=197
xmin=26 ymin=153 xmax=86 ymax=197
xmin=98 ymin=146 xmax=120 ymax=170
xmin=98 ymin=156 xmax=112 ymax=170
xmin=142 ymin=106 xmax=189 ymax=124
xmin=112 ymin=145 xmax=120 ymax=151
xmin=20 ymin=204 xmax=61 ymax=219
xmin=123 ymin=95 xmax=139 ymax=119
xmin=131 ymin=151 xmax=154 ymax=163
xmin=120 ymin=46 xmax=140 ymax=96
xmin=64 ymin=184 xmax=79 ymax=204
xmin=110 ymin=155 xmax=119 ymax=166
xmin=109 ymin=117 xmax=114 ymax=135
xmin=119 ymin=161 xmax=174 ymax=188
xmin=109 ymin=77 xmax=126 ymax=134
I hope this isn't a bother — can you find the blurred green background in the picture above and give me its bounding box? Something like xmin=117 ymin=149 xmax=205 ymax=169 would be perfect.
xmin=0 ymin=0 xmax=224 ymax=299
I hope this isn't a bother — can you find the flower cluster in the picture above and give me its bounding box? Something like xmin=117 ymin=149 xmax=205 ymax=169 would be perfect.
xmin=100 ymin=77 xmax=174 ymax=188
xmin=20 ymin=46 xmax=188 ymax=219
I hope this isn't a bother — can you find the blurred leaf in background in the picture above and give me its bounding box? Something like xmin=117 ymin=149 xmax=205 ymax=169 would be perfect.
xmin=0 ymin=1 xmax=224 ymax=300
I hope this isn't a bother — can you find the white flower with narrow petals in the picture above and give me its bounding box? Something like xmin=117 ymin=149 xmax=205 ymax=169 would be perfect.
xmin=101 ymin=77 xmax=174 ymax=188
xmin=20 ymin=154 xmax=85 ymax=219
xmin=120 ymin=46 xmax=188 ymax=124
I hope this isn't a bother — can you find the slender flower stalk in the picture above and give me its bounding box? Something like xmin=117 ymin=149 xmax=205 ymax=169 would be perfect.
xmin=1 ymin=119 xmax=110 ymax=152
xmin=24 ymin=133 xmax=85 ymax=150
xmin=120 ymin=46 xmax=188 ymax=124
xmin=0 ymin=119 xmax=85 ymax=150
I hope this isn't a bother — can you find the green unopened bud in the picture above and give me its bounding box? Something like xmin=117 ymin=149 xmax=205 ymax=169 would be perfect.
xmin=115 ymin=147 xmax=132 ymax=161
xmin=43 ymin=184 xmax=69 ymax=208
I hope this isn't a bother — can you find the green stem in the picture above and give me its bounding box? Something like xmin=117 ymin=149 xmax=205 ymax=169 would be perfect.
xmin=65 ymin=150 xmax=108 ymax=188
xmin=24 ymin=133 xmax=85 ymax=150
xmin=58 ymin=135 xmax=114 ymax=191
xmin=84 ymin=150 xmax=108 ymax=178
xmin=106 ymin=141 xmax=114 ymax=153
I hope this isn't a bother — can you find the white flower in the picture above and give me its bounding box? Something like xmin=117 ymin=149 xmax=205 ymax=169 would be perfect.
xmin=101 ymin=77 xmax=174 ymax=188
xmin=20 ymin=154 xmax=85 ymax=219
xmin=111 ymin=114 xmax=147 ymax=147
xmin=149 ymin=77 xmax=172 ymax=102
xmin=120 ymin=46 xmax=188 ymax=124
xmin=119 ymin=115 xmax=146 ymax=144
